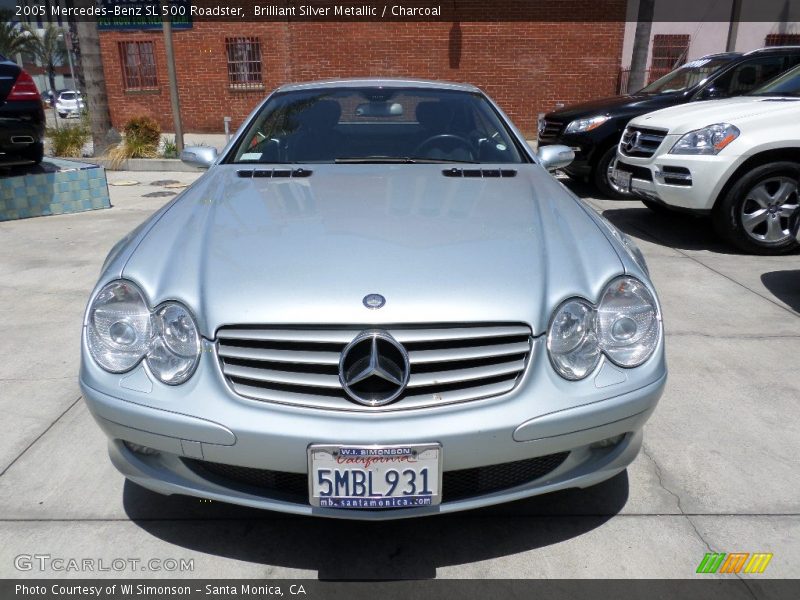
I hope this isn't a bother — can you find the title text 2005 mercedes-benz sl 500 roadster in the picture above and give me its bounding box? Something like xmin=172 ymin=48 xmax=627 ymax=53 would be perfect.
xmin=80 ymin=79 xmax=667 ymax=519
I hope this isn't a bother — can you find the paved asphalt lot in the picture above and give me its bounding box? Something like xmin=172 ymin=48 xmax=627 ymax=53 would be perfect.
xmin=0 ymin=169 xmax=798 ymax=580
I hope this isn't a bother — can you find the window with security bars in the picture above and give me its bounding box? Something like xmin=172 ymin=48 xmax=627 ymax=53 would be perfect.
xmin=119 ymin=41 xmax=158 ymax=90
xmin=649 ymin=34 xmax=690 ymax=82
xmin=226 ymin=37 xmax=263 ymax=88
xmin=765 ymin=33 xmax=800 ymax=46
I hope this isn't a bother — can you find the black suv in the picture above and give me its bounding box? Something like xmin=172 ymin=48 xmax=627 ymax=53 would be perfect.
xmin=538 ymin=47 xmax=800 ymax=197
xmin=0 ymin=54 xmax=45 ymax=167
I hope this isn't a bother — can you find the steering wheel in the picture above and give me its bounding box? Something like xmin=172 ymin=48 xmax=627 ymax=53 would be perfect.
xmin=413 ymin=134 xmax=475 ymax=159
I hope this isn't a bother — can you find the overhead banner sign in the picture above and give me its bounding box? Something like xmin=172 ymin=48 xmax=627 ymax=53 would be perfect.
xmin=97 ymin=0 xmax=193 ymax=30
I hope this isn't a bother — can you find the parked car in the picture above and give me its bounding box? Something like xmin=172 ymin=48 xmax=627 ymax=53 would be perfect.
xmin=80 ymin=79 xmax=666 ymax=518
xmin=0 ymin=54 xmax=45 ymax=166
xmin=55 ymin=89 xmax=84 ymax=118
xmin=611 ymin=63 xmax=800 ymax=255
xmin=41 ymin=89 xmax=56 ymax=107
xmin=538 ymin=47 xmax=800 ymax=197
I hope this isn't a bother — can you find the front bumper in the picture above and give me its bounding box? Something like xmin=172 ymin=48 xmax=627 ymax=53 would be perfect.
xmin=81 ymin=336 xmax=666 ymax=520
xmin=613 ymin=144 xmax=741 ymax=212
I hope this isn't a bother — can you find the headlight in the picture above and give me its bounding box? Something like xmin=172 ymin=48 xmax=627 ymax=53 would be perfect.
xmin=147 ymin=302 xmax=201 ymax=385
xmin=86 ymin=281 xmax=153 ymax=373
xmin=596 ymin=277 xmax=660 ymax=367
xmin=547 ymin=299 xmax=601 ymax=380
xmin=547 ymin=277 xmax=661 ymax=380
xmin=669 ymin=123 xmax=739 ymax=155
xmin=564 ymin=115 xmax=610 ymax=134
xmin=86 ymin=280 xmax=201 ymax=384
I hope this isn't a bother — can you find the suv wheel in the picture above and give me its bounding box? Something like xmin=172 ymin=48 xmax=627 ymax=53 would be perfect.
xmin=713 ymin=161 xmax=800 ymax=255
xmin=594 ymin=146 xmax=631 ymax=199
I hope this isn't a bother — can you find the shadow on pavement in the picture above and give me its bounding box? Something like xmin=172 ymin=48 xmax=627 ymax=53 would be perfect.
xmin=760 ymin=270 xmax=800 ymax=313
xmin=124 ymin=472 xmax=629 ymax=579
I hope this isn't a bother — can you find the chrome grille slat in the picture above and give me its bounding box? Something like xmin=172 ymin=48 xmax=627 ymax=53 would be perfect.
xmin=222 ymin=363 xmax=341 ymax=388
xmin=407 ymin=358 xmax=526 ymax=388
xmin=218 ymin=345 xmax=340 ymax=365
xmin=216 ymin=323 xmax=533 ymax=411
xmin=408 ymin=340 xmax=531 ymax=364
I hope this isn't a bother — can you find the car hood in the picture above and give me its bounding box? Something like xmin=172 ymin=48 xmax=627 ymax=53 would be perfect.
xmin=631 ymin=96 xmax=800 ymax=134
xmin=545 ymin=93 xmax=677 ymax=121
xmin=121 ymin=164 xmax=623 ymax=338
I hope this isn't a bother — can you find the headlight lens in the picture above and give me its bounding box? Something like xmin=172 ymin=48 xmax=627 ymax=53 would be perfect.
xmin=596 ymin=277 xmax=660 ymax=367
xmin=547 ymin=277 xmax=661 ymax=380
xmin=565 ymin=115 xmax=610 ymax=134
xmin=87 ymin=281 xmax=153 ymax=372
xmin=547 ymin=299 xmax=601 ymax=380
xmin=147 ymin=302 xmax=201 ymax=385
xmin=669 ymin=123 xmax=739 ymax=155
xmin=86 ymin=280 xmax=201 ymax=384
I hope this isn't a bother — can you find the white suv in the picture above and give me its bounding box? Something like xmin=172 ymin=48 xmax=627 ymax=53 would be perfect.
xmin=55 ymin=90 xmax=84 ymax=119
xmin=611 ymin=65 xmax=800 ymax=254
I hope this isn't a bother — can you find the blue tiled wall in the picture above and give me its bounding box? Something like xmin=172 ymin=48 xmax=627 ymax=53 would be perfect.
xmin=0 ymin=159 xmax=111 ymax=222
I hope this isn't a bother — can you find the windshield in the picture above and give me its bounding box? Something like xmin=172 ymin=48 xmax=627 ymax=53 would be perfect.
xmin=750 ymin=64 xmax=800 ymax=97
xmin=227 ymin=87 xmax=526 ymax=164
xmin=639 ymin=57 xmax=734 ymax=94
xmin=60 ymin=92 xmax=76 ymax=100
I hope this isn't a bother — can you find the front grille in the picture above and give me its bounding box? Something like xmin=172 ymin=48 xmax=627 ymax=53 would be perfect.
xmin=217 ymin=324 xmax=533 ymax=411
xmin=537 ymin=118 xmax=565 ymax=142
xmin=619 ymin=126 xmax=667 ymax=158
xmin=183 ymin=452 xmax=570 ymax=504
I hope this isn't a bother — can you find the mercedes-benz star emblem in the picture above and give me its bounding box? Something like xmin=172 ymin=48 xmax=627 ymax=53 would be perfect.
xmin=624 ymin=130 xmax=640 ymax=153
xmin=339 ymin=330 xmax=410 ymax=406
xmin=362 ymin=293 xmax=386 ymax=309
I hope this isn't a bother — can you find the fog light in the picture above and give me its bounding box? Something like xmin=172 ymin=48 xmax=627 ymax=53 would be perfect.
xmin=123 ymin=441 xmax=160 ymax=456
xmin=590 ymin=434 xmax=625 ymax=449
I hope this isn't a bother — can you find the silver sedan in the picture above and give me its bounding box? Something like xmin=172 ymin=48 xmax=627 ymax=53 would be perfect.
xmin=80 ymin=79 xmax=667 ymax=519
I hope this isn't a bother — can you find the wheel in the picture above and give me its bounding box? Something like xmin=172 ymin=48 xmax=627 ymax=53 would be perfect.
xmin=593 ymin=145 xmax=631 ymax=199
xmin=58 ymin=112 xmax=67 ymax=119
xmin=712 ymin=161 xmax=800 ymax=255
xmin=641 ymin=199 xmax=670 ymax=213
xmin=25 ymin=142 xmax=44 ymax=165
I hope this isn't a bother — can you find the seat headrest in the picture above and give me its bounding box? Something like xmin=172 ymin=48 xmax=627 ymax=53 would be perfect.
xmin=300 ymin=100 xmax=341 ymax=130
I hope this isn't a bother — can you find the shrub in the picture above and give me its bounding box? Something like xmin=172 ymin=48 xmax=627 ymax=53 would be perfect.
xmin=161 ymin=136 xmax=178 ymax=159
xmin=106 ymin=116 xmax=161 ymax=168
xmin=47 ymin=122 xmax=90 ymax=157
xmin=122 ymin=116 xmax=161 ymax=148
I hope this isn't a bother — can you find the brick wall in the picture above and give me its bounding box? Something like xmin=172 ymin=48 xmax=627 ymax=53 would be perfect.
xmin=98 ymin=19 xmax=625 ymax=138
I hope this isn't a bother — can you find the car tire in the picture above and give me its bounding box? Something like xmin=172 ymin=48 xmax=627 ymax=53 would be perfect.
xmin=58 ymin=112 xmax=67 ymax=119
xmin=712 ymin=161 xmax=800 ymax=255
xmin=27 ymin=142 xmax=44 ymax=165
xmin=593 ymin=145 xmax=631 ymax=199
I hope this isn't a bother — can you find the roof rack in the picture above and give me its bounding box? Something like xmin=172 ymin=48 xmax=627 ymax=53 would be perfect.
xmin=746 ymin=46 xmax=800 ymax=54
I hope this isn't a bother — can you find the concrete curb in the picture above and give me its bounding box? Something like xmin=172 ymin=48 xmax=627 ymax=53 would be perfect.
xmin=59 ymin=157 xmax=205 ymax=172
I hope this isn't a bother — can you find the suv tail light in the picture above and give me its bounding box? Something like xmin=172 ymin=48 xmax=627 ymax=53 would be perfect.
xmin=6 ymin=69 xmax=40 ymax=102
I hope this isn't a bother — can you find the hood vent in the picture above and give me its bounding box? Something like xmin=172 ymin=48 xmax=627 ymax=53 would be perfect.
xmin=443 ymin=168 xmax=517 ymax=178
xmin=237 ymin=168 xmax=312 ymax=178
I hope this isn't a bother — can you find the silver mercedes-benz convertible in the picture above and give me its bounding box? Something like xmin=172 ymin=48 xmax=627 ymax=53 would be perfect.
xmin=80 ymin=79 xmax=667 ymax=519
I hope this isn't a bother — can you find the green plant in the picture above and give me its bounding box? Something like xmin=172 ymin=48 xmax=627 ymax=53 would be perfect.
xmin=161 ymin=136 xmax=178 ymax=159
xmin=106 ymin=116 xmax=161 ymax=168
xmin=47 ymin=122 xmax=90 ymax=157
xmin=0 ymin=10 xmax=37 ymax=57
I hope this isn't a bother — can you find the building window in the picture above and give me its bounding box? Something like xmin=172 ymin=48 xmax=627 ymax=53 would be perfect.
xmin=765 ymin=33 xmax=800 ymax=46
xmin=226 ymin=37 xmax=263 ymax=89
xmin=649 ymin=34 xmax=690 ymax=81
xmin=119 ymin=41 xmax=158 ymax=90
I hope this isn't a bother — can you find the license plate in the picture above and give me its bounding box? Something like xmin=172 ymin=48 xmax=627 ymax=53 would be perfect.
xmin=308 ymin=443 xmax=442 ymax=509
xmin=612 ymin=167 xmax=632 ymax=192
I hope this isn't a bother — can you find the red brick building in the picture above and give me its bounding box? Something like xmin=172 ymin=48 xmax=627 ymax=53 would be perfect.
xmin=98 ymin=18 xmax=626 ymax=137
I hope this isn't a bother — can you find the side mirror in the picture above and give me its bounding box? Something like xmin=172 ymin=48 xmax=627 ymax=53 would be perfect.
xmin=698 ymin=86 xmax=725 ymax=100
xmin=537 ymin=144 xmax=574 ymax=171
xmin=180 ymin=146 xmax=218 ymax=169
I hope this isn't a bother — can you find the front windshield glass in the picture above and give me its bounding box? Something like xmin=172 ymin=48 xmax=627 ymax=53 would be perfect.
xmin=227 ymin=87 xmax=526 ymax=164
xmin=750 ymin=64 xmax=800 ymax=96
xmin=639 ymin=57 xmax=733 ymax=94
